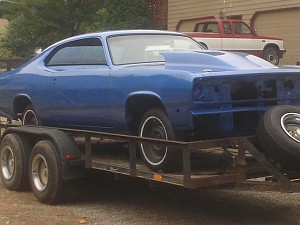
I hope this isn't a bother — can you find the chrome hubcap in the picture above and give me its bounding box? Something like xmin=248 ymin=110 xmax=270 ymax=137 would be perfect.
xmin=1 ymin=146 xmax=15 ymax=180
xmin=281 ymin=113 xmax=300 ymax=143
xmin=31 ymin=154 xmax=48 ymax=191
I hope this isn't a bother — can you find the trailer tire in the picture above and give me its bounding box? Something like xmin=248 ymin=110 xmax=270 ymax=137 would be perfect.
xmin=22 ymin=104 xmax=40 ymax=125
xmin=138 ymin=108 xmax=182 ymax=172
xmin=257 ymin=105 xmax=300 ymax=169
xmin=29 ymin=140 xmax=63 ymax=204
xmin=0 ymin=133 xmax=31 ymax=191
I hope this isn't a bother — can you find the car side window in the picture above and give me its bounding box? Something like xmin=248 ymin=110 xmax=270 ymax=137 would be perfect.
xmin=45 ymin=38 xmax=106 ymax=66
xmin=233 ymin=22 xmax=253 ymax=34
xmin=223 ymin=22 xmax=231 ymax=34
xmin=196 ymin=22 xmax=219 ymax=33
xmin=204 ymin=22 xmax=219 ymax=33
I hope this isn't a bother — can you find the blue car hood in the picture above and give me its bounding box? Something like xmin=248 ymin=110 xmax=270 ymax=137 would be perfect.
xmin=162 ymin=51 xmax=277 ymax=73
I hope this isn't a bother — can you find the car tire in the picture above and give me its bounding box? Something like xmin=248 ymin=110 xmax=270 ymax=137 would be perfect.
xmin=29 ymin=140 xmax=63 ymax=204
xmin=263 ymin=47 xmax=279 ymax=65
xmin=0 ymin=133 xmax=31 ymax=191
xmin=138 ymin=108 xmax=182 ymax=172
xmin=257 ymin=105 xmax=300 ymax=169
xmin=22 ymin=104 xmax=40 ymax=125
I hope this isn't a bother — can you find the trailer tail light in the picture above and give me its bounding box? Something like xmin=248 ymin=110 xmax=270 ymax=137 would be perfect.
xmin=65 ymin=154 xmax=75 ymax=161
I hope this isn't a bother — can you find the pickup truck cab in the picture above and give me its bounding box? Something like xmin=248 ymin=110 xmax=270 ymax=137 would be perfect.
xmin=186 ymin=18 xmax=285 ymax=65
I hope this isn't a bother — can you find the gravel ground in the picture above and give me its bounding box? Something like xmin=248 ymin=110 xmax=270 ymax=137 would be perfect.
xmin=0 ymin=170 xmax=300 ymax=225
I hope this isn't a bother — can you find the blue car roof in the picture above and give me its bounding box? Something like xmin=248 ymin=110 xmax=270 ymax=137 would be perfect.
xmin=45 ymin=30 xmax=186 ymax=51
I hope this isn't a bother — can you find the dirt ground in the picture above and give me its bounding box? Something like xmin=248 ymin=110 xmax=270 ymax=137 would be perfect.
xmin=0 ymin=170 xmax=300 ymax=225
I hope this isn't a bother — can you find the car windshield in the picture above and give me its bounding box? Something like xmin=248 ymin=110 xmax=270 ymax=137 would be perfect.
xmin=107 ymin=34 xmax=203 ymax=65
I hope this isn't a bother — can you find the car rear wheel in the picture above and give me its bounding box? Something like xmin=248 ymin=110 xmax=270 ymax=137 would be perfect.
xmin=257 ymin=105 xmax=300 ymax=169
xmin=22 ymin=104 xmax=39 ymax=125
xmin=263 ymin=47 xmax=279 ymax=65
xmin=138 ymin=108 xmax=182 ymax=172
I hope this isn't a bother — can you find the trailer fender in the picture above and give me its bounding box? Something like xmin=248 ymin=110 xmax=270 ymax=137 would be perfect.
xmin=2 ymin=126 xmax=85 ymax=180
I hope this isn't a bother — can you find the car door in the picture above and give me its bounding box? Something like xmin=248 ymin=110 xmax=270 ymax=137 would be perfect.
xmin=220 ymin=21 xmax=234 ymax=50
xmin=195 ymin=22 xmax=222 ymax=50
xmin=44 ymin=37 xmax=112 ymax=129
xmin=233 ymin=21 xmax=261 ymax=51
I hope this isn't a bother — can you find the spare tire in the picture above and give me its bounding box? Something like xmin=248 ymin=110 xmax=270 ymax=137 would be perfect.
xmin=257 ymin=105 xmax=300 ymax=169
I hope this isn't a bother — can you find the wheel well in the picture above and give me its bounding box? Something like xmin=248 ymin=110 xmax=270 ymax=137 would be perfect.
xmin=263 ymin=44 xmax=279 ymax=53
xmin=125 ymin=95 xmax=165 ymax=134
xmin=13 ymin=96 xmax=32 ymax=118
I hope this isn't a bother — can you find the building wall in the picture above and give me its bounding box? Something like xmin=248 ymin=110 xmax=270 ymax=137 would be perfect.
xmin=168 ymin=0 xmax=300 ymax=64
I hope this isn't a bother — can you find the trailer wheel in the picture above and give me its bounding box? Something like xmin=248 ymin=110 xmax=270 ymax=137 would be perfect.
xmin=0 ymin=133 xmax=31 ymax=191
xmin=138 ymin=108 xmax=182 ymax=172
xmin=257 ymin=105 xmax=300 ymax=169
xmin=22 ymin=104 xmax=39 ymax=125
xmin=29 ymin=140 xmax=63 ymax=204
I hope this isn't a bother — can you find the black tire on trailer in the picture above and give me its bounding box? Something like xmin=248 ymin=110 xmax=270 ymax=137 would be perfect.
xmin=257 ymin=105 xmax=300 ymax=169
xmin=22 ymin=104 xmax=40 ymax=125
xmin=262 ymin=46 xmax=279 ymax=65
xmin=29 ymin=140 xmax=63 ymax=204
xmin=138 ymin=108 xmax=182 ymax=172
xmin=0 ymin=133 xmax=31 ymax=191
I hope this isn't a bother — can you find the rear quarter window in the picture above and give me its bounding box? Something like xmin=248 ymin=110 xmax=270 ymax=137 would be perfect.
xmin=46 ymin=38 xmax=106 ymax=66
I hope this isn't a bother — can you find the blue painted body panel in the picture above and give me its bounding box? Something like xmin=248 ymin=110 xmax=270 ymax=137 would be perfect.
xmin=1 ymin=30 xmax=300 ymax=137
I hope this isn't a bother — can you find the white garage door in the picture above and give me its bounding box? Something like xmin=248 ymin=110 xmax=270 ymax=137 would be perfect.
xmin=253 ymin=8 xmax=300 ymax=65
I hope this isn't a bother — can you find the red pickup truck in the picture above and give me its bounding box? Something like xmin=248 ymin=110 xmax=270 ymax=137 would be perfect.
xmin=186 ymin=18 xmax=285 ymax=65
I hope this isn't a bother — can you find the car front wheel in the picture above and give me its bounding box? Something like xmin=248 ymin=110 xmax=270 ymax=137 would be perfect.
xmin=138 ymin=108 xmax=182 ymax=172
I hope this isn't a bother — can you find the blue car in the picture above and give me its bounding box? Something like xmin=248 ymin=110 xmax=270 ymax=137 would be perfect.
xmin=1 ymin=30 xmax=300 ymax=171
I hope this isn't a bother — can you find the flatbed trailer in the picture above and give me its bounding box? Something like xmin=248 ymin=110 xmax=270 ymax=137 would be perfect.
xmin=0 ymin=122 xmax=299 ymax=204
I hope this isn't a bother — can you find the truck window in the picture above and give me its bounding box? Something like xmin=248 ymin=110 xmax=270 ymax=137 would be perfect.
xmin=196 ymin=22 xmax=219 ymax=33
xmin=233 ymin=22 xmax=253 ymax=34
xmin=223 ymin=22 xmax=231 ymax=34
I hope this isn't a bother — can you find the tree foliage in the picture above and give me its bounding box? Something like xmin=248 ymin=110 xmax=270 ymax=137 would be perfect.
xmin=103 ymin=0 xmax=150 ymax=30
xmin=1 ymin=0 xmax=106 ymax=57
xmin=0 ymin=0 xmax=150 ymax=57
xmin=0 ymin=27 xmax=13 ymax=59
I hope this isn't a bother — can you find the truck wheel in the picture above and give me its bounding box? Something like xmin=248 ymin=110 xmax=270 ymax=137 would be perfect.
xmin=263 ymin=47 xmax=279 ymax=65
xmin=257 ymin=105 xmax=300 ymax=169
xmin=22 ymin=104 xmax=39 ymax=125
xmin=29 ymin=140 xmax=63 ymax=204
xmin=138 ymin=108 xmax=182 ymax=172
xmin=0 ymin=133 xmax=31 ymax=191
